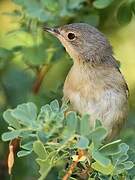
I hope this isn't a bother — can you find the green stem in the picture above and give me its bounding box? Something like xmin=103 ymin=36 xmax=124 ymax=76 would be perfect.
xmin=38 ymin=165 xmax=52 ymax=180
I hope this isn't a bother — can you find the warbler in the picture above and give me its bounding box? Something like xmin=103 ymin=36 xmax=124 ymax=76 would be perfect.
xmin=43 ymin=23 xmax=129 ymax=140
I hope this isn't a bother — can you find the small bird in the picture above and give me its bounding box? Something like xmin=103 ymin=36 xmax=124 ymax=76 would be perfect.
xmin=43 ymin=23 xmax=129 ymax=140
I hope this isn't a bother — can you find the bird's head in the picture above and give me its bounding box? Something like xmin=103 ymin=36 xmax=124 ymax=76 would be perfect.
xmin=43 ymin=23 xmax=113 ymax=65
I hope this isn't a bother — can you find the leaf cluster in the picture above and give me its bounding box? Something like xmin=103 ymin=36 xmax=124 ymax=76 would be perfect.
xmin=117 ymin=0 xmax=135 ymax=25
xmin=1 ymin=0 xmax=134 ymax=73
xmin=1 ymin=100 xmax=134 ymax=179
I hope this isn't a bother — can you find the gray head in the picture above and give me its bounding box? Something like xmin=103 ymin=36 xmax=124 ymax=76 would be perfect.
xmin=43 ymin=23 xmax=114 ymax=65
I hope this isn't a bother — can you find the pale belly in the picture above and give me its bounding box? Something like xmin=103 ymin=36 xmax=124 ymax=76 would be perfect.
xmin=64 ymin=89 xmax=128 ymax=139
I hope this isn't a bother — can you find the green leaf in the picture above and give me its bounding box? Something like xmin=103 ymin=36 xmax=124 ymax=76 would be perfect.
xmin=114 ymin=163 xmax=125 ymax=175
xmin=37 ymin=131 xmax=48 ymax=143
xmin=38 ymin=101 xmax=64 ymax=125
xmin=12 ymin=102 xmax=37 ymax=127
xmin=12 ymin=0 xmax=25 ymax=6
xmin=2 ymin=130 xmax=21 ymax=141
xmin=95 ymin=119 xmax=102 ymax=128
xmin=66 ymin=112 xmax=77 ymax=132
xmin=119 ymin=143 xmax=129 ymax=154
xmin=91 ymin=127 xmax=107 ymax=141
xmin=36 ymin=159 xmax=52 ymax=180
xmin=22 ymin=45 xmax=48 ymax=66
xmin=92 ymin=150 xmax=111 ymax=166
xmin=36 ymin=151 xmax=57 ymax=179
xmin=80 ymin=114 xmax=90 ymax=136
xmin=2 ymin=67 xmax=33 ymax=107
xmin=112 ymin=143 xmax=129 ymax=165
xmin=41 ymin=0 xmax=59 ymax=12
xmin=3 ymin=109 xmax=21 ymax=129
xmin=20 ymin=136 xmax=37 ymax=150
xmin=76 ymin=136 xmax=89 ymax=149
xmin=17 ymin=150 xmax=32 ymax=157
xmin=14 ymin=0 xmax=49 ymax=21
xmin=62 ymin=112 xmax=77 ymax=140
xmin=89 ymin=127 xmax=107 ymax=147
xmin=33 ymin=141 xmax=47 ymax=159
xmin=68 ymin=0 xmax=85 ymax=9
xmin=38 ymin=104 xmax=52 ymax=122
xmin=21 ymin=141 xmax=34 ymax=151
xmin=91 ymin=162 xmax=114 ymax=175
xmin=55 ymin=111 xmax=64 ymax=122
xmin=93 ymin=0 xmax=114 ymax=9
xmin=132 ymin=1 xmax=135 ymax=14
xmin=50 ymin=99 xmax=59 ymax=112
xmin=61 ymin=103 xmax=68 ymax=112
xmin=3 ymin=10 xmax=22 ymax=17
xmin=100 ymin=139 xmax=121 ymax=155
xmin=88 ymin=14 xmax=99 ymax=27
xmin=19 ymin=131 xmax=36 ymax=139
xmin=122 ymin=161 xmax=134 ymax=170
xmin=118 ymin=154 xmax=129 ymax=164
xmin=117 ymin=2 xmax=132 ymax=25
xmin=0 ymin=48 xmax=13 ymax=60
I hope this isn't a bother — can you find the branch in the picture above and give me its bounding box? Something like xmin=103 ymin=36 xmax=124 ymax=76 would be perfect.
xmin=62 ymin=149 xmax=85 ymax=180
xmin=32 ymin=64 xmax=51 ymax=94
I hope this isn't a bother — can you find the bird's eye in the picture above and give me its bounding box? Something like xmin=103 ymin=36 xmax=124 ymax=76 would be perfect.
xmin=67 ymin=33 xmax=75 ymax=40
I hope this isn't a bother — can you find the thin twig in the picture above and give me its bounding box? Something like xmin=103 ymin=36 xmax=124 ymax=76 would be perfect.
xmin=32 ymin=64 xmax=51 ymax=94
xmin=62 ymin=149 xmax=85 ymax=180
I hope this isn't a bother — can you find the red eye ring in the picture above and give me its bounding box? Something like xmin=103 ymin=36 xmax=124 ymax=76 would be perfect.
xmin=68 ymin=33 xmax=75 ymax=40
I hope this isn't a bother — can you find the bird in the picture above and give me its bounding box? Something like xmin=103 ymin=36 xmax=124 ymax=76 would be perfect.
xmin=43 ymin=23 xmax=129 ymax=140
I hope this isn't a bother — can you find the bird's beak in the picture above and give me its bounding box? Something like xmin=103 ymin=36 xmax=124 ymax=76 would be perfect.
xmin=43 ymin=26 xmax=60 ymax=36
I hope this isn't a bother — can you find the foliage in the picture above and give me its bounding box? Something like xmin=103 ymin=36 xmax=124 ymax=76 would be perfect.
xmin=0 ymin=0 xmax=135 ymax=179
xmin=117 ymin=1 xmax=134 ymax=25
xmin=1 ymin=100 xmax=134 ymax=179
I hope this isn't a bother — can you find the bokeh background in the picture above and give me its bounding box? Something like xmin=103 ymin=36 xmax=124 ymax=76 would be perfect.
xmin=0 ymin=0 xmax=135 ymax=179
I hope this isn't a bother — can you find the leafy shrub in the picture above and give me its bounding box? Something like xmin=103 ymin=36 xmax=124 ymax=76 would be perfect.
xmin=2 ymin=100 xmax=134 ymax=179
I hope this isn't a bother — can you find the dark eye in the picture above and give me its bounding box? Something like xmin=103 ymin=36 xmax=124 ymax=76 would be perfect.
xmin=68 ymin=33 xmax=75 ymax=40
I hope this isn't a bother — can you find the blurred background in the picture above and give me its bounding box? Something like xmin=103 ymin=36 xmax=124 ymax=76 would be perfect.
xmin=0 ymin=0 xmax=135 ymax=179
